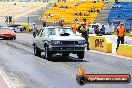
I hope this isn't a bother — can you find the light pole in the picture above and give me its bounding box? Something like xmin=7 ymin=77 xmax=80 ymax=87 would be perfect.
xmin=13 ymin=3 xmax=16 ymax=24
xmin=28 ymin=16 xmax=29 ymax=24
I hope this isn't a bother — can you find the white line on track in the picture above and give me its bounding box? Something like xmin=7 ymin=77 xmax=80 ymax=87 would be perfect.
xmin=89 ymin=50 xmax=132 ymax=60
xmin=0 ymin=72 xmax=16 ymax=88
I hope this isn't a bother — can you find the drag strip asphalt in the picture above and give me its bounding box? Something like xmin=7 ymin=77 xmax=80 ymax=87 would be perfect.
xmin=0 ymin=33 xmax=131 ymax=88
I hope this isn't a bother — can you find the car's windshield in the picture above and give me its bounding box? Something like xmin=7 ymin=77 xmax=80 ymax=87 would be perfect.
xmin=45 ymin=28 xmax=56 ymax=35
xmin=58 ymin=28 xmax=75 ymax=35
xmin=44 ymin=27 xmax=75 ymax=36
xmin=0 ymin=27 xmax=14 ymax=31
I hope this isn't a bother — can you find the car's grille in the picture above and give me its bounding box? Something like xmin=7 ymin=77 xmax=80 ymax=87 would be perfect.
xmin=4 ymin=34 xmax=11 ymax=36
xmin=2 ymin=34 xmax=12 ymax=36
xmin=61 ymin=41 xmax=78 ymax=45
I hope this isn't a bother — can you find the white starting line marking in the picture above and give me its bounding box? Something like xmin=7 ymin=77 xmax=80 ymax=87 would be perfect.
xmin=0 ymin=72 xmax=15 ymax=88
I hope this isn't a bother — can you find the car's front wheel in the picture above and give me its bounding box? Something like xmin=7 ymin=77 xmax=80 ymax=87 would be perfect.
xmin=14 ymin=37 xmax=16 ymax=40
xmin=10 ymin=37 xmax=16 ymax=40
xmin=34 ymin=44 xmax=41 ymax=57
xmin=3 ymin=38 xmax=8 ymax=40
xmin=10 ymin=38 xmax=13 ymax=40
xmin=77 ymin=51 xmax=84 ymax=59
xmin=44 ymin=45 xmax=51 ymax=60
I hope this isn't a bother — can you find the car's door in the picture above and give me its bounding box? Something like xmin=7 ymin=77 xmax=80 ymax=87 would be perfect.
xmin=38 ymin=29 xmax=46 ymax=50
xmin=39 ymin=28 xmax=50 ymax=50
xmin=34 ymin=29 xmax=44 ymax=49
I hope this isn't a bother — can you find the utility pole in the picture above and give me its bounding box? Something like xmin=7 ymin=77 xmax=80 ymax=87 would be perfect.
xmin=28 ymin=16 xmax=29 ymax=24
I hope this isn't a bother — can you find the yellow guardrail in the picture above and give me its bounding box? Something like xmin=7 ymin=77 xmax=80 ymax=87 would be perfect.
xmin=117 ymin=44 xmax=132 ymax=58
xmin=88 ymin=34 xmax=112 ymax=53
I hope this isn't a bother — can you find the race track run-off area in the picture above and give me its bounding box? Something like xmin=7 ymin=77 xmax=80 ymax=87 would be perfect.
xmin=0 ymin=33 xmax=132 ymax=88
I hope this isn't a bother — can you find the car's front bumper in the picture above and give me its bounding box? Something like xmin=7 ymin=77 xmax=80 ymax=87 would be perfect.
xmin=0 ymin=34 xmax=16 ymax=38
xmin=49 ymin=45 xmax=85 ymax=52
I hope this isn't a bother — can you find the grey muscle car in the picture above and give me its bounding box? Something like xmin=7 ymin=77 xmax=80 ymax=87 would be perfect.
xmin=33 ymin=26 xmax=86 ymax=60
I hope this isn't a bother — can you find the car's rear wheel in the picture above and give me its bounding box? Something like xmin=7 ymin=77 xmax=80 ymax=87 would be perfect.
xmin=34 ymin=44 xmax=41 ymax=57
xmin=10 ymin=38 xmax=13 ymax=40
xmin=77 ymin=51 xmax=84 ymax=59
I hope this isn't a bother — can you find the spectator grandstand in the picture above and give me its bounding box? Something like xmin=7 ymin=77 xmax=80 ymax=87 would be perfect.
xmin=0 ymin=0 xmax=54 ymax=2
xmin=0 ymin=2 xmax=48 ymax=23
xmin=39 ymin=1 xmax=104 ymax=26
xmin=107 ymin=2 xmax=132 ymax=30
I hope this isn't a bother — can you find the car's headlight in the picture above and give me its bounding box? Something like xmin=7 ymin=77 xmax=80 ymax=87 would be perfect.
xmin=78 ymin=40 xmax=86 ymax=45
xmin=0 ymin=33 xmax=4 ymax=35
xmin=51 ymin=40 xmax=60 ymax=45
xmin=11 ymin=34 xmax=15 ymax=35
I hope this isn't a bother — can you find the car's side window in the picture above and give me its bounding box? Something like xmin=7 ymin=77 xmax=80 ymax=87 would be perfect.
xmin=38 ymin=28 xmax=56 ymax=37
xmin=48 ymin=29 xmax=56 ymax=35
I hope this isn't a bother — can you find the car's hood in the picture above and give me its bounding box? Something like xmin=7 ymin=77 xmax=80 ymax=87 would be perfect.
xmin=0 ymin=30 xmax=15 ymax=35
xmin=49 ymin=35 xmax=85 ymax=41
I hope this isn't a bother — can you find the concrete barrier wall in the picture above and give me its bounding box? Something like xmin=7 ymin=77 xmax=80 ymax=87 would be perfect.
xmin=117 ymin=44 xmax=132 ymax=58
xmin=88 ymin=34 xmax=112 ymax=53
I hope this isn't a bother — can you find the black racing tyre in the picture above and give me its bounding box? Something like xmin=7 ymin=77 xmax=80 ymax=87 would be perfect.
xmin=44 ymin=45 xmax=51 ymax=60
xmin=3 ymin=38 xmax=5 ymax=40
xmin=77 ymin=51 xmax=84 ymax=59
xmin=3 ymin=38 xmax=8 ymax=40
xmin=14 ymin=37 xmax=16 ymax=40
xmin=34 ymin=44 xmax=41 ymax=57
xmin=62 ymin=53 xmax=69 ymax=57
xmin=10 ymin=38 xmax=13 ymax=40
